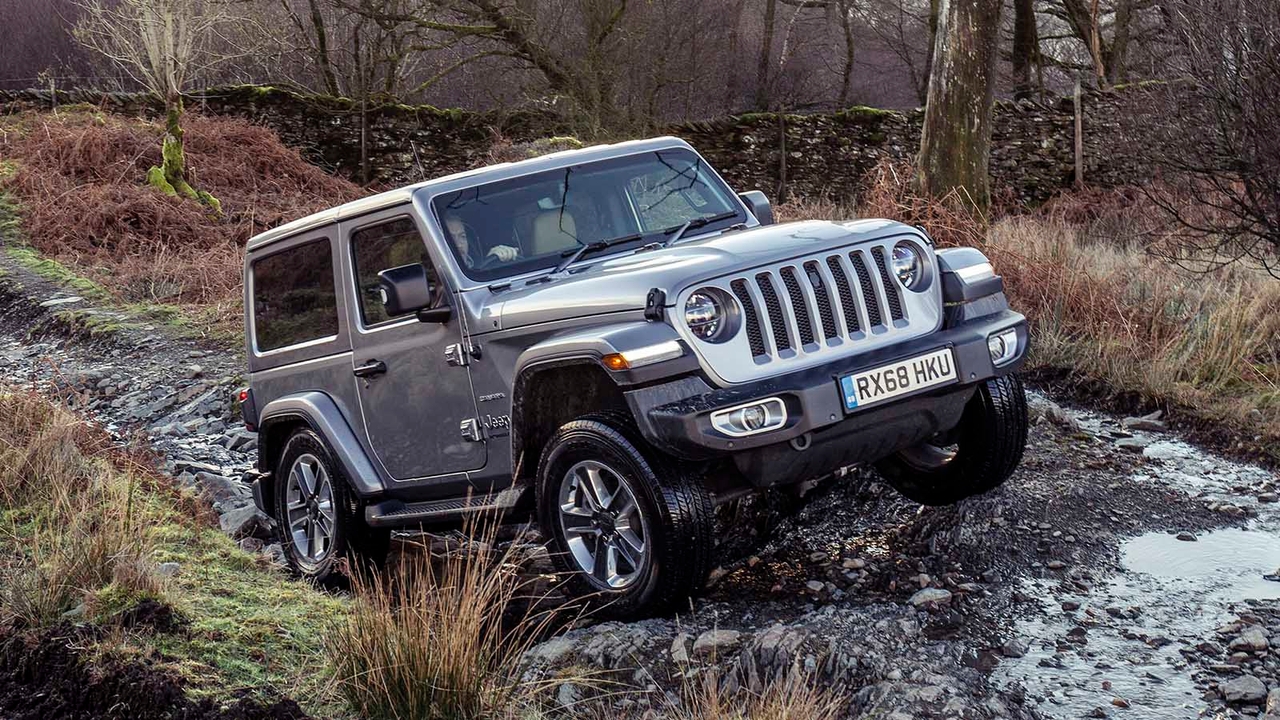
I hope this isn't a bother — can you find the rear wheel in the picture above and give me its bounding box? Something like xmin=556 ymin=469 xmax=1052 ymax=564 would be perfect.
xmin=876 ymin=373 xmax=1028 ymax=506
xmin=274 ymin=428 xmax=389 ymax=582
xmin=537 ymin=414 xmax=714 ymax=618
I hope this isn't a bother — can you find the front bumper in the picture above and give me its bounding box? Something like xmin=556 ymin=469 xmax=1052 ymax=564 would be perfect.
xmin=625 ymin=308 xmax=1027 ymax=481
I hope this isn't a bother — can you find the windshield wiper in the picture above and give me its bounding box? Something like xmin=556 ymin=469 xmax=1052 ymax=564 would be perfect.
xmin=546 ymin=232 xmax=644 ymax=277
xmin=661 ymin=211 xmax=741 ymax=247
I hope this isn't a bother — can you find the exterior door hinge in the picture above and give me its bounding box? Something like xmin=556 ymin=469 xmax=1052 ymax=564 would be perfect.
xmin=460 ymin=418 xmax=484 ymax=442
xmin=445 ymin=343 xmax=470 ymax=367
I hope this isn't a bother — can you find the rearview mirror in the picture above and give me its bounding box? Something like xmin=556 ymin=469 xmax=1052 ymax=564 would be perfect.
xmin=738 ymin=190 xmax=774 ymax=226
xmin=378 ymin=263 xmax=436 ymax=318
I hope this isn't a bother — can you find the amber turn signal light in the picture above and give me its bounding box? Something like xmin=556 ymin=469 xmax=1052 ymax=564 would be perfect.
xmin=602 ymin=353 xmax=630 ymax=371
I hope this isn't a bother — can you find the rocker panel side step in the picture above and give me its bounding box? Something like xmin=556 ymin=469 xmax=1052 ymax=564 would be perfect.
xmin=364 ymin=484 xmax=530 ymax=528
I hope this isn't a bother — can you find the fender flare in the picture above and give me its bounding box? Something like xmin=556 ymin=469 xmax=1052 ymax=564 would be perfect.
xmin=257 ymin=391 xmax=386 ymax=498
xmin=509 ymin=356 xmax=609 ymax=476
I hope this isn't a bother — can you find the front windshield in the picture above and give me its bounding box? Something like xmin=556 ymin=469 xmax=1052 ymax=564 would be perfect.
xmin=431 ymin=148 xmax=745 ymax=282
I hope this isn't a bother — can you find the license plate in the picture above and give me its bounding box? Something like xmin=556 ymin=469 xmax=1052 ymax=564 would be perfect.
xmin=838 ymin=348 xmax=957 ymax=411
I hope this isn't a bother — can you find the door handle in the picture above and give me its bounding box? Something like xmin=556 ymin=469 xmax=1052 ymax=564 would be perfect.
xmin=353 ymin=359 xmax=387 ymax=378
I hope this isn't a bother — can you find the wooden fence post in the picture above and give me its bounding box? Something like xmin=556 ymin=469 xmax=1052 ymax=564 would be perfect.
xmin=776 ymin=114 xmax=788 ymax=203
xmin=1074 ymin=75 xmax=1084 ymax=190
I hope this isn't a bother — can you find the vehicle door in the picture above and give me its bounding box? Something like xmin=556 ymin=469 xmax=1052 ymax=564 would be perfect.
xmin=342 ymin=210 xmax=486 ymax=481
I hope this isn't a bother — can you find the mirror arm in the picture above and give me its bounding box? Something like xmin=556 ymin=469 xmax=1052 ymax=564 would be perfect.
xmin=417 ymin=305 xmax=452 ymax=323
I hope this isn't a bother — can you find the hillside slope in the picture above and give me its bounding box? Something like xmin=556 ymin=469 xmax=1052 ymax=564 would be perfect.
xmin=0 ymin=108 xmax=363 ymax=334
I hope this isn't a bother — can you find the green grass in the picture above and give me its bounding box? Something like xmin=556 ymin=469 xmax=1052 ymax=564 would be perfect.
xmin=5 ymin=245 xmax=112 ymax=300
xmin=147 ymin=523 xmax=348 ymax=710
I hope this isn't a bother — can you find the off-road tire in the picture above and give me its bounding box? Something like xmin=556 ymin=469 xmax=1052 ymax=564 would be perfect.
xmin=875 ymin=373 xmax=1028 ymax=506
xmin=274 ymin=428 xmax=389 ymax=582
xmin=536 ymin=413 xmax=715 ymax=618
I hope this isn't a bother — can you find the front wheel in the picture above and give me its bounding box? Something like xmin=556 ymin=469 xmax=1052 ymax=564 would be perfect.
xmin=537 ymin=414 xmax=714 ymax=618
xmin=875 ymin=373 xmax=1028 ymax=506
xmin=274 ymin=428 xmax=389 ymax=582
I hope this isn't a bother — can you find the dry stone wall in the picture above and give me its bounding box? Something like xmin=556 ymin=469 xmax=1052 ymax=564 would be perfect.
xmin=0 ymin=85 xmax=1139 ymax=204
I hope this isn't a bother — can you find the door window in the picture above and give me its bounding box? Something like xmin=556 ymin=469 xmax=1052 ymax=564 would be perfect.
xmin=251 ymin=238 xmax=339 ymax=352
xmin=350 ymin=218 xmax=438 ymax=327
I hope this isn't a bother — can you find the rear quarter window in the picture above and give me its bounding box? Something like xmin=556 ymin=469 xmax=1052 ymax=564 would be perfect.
xmin=252 ymin=239 xmax=340 ymax=352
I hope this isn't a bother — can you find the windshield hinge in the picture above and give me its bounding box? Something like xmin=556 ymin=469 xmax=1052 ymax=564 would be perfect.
xmin=644 ymin=288 xmax=666 ymax=321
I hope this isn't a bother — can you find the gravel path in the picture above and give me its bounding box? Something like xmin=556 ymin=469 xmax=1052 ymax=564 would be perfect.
xmin=3 ymin=248 xmax=1278 ymax=719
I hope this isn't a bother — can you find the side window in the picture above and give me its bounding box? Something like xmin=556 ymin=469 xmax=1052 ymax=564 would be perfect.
xmin=252 ymin=238 xmax=339 ymax=352
xmin=351 ymin=218 xmax=437 ymax=326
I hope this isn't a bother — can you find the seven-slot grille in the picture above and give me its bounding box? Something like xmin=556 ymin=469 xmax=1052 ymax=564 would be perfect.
xmin=732 ymin=246 xmax=910 ymax=360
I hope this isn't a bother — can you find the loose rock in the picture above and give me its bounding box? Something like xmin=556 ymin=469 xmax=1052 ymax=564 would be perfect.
xmin=909 ymin=588 xmax=953 ymax=608
xmin=1222 ymin=675 xmax=1268 ymax=704
xmin=692 ymin=629 xmax=742 ymax=658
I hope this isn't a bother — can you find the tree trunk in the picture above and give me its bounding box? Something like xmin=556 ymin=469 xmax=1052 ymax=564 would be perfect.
xmin=306 ymin=0 xmax=341 ymax=95
xmin=754 ymin=0 xmax=777 ymax=110
xmin=160 ymin=94 xmax=190 ymax=195
xmin=147 ymin=94 xmax=221 ymax=214
xmin=1011 ymin=0 xmax=1036 ymax=100
xmin=725 ymin=0 xmax=750 ymax=109
xmin=1106 ymin=0 xmax=1132 ymax=85
xmin=1059 ymin=0 xmax=1111 ymax=88
xmin=837 ymin=0 xmax=855 ymax=107
xmin=1088 ymin=0 xmax=1106 ymax=88
xmin=917 ymin=0 xmax=940 ymax=106
xmin=916 ymin=0 xmax=1003 ymax=211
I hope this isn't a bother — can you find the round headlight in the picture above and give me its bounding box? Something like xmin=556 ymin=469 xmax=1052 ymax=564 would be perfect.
xmin=892 ymin=243 xmax=923 ymax=290
xmin=685 ymin=291 xmax=724 ymax=341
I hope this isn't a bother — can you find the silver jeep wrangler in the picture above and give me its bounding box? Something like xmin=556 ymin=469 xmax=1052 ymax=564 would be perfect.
xmin=240 ymin=137 xmax=1028 ymax=616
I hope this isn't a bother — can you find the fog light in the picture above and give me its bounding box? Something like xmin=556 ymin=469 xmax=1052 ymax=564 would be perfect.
xmin=710 ymin=397 xmax=787 ymax=437
xmin=988 ymin=329 xmax=1018 ymax=365
xmin=741 ymin=405 xmax=767 ymax=431
xmin=987 ymin=335 xmax=1005 ymax=359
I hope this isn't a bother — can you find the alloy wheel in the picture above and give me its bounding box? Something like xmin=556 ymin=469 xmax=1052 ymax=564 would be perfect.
xmin=557 ymin=459 xmax=649 ymax=589
xmin=285 ymin=453 xmax=336 ymax=562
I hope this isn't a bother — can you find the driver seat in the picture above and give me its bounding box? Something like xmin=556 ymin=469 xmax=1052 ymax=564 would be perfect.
xmin=532 ymin=209 xmax=579 ymax=256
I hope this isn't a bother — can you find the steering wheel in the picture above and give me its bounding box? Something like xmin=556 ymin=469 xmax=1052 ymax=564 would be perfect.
xmin=476 ymin=251 xmax=508 ymax=271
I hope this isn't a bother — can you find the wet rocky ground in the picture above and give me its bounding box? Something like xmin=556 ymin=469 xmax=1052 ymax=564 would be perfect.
xmin=2 ymin=251 xmax=1279 ymax=719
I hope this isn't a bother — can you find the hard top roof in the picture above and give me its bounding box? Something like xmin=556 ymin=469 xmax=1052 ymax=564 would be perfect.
xmin=245 ymin=135 xmax=695 ymax=252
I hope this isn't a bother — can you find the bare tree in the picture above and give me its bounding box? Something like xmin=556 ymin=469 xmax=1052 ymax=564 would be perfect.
xmin=916 ymin=0 xmax=1003 ymax=210
xmin=854 ymin=0 xmax=935 ymax=105
xmin=277 ymin=0 xmax=343 ymax=94
xmin=833 ymin=0 xmax=858 ymax=106
xmin=74 ymin=0 xmax=248 ymax=211
xmin=754 ymin=0 xmax=779 ymax=109
xmin=1010 ymin=0 xmax=1038 ymax=99
xmin=753 ymin=0 xmax=851 ymax=111
xmin=1038 ymin=0 xmax=1163 ymax=88
xmin=341 ymin=0 xmax=629 ymax=132
xmin=1136 ymin=0 xmax=1280 ymax=275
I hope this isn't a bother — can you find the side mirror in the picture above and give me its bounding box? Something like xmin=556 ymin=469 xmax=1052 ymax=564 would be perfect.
xmin=378 ymin=263 xmax=441 ymax=320
xmin=738 ymin=190 xmax=774 ymax=226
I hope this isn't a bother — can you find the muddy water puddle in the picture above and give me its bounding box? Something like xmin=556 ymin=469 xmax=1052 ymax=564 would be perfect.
xmin=996 ymin=398 xmax=1279 ymax=719
xmin=998 ymin=529 xmax=1280 ymax=719
xmin=1123 ymin=528 xmax=1280 ymax=603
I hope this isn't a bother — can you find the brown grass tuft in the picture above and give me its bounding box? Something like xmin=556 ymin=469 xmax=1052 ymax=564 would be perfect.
xmin=326 ymin=520 xmax=564 ymax=720
xmin=672 ymin=669 xmax=845 ymax=720
xmin=0 ymin=109 xmax=364 ymax=329
xmin=0 ymin=391 xmax=160 ymax=626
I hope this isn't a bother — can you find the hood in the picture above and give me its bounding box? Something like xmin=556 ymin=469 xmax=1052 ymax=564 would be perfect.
xmin=478 ymin=218 xmax=921 ymax=331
